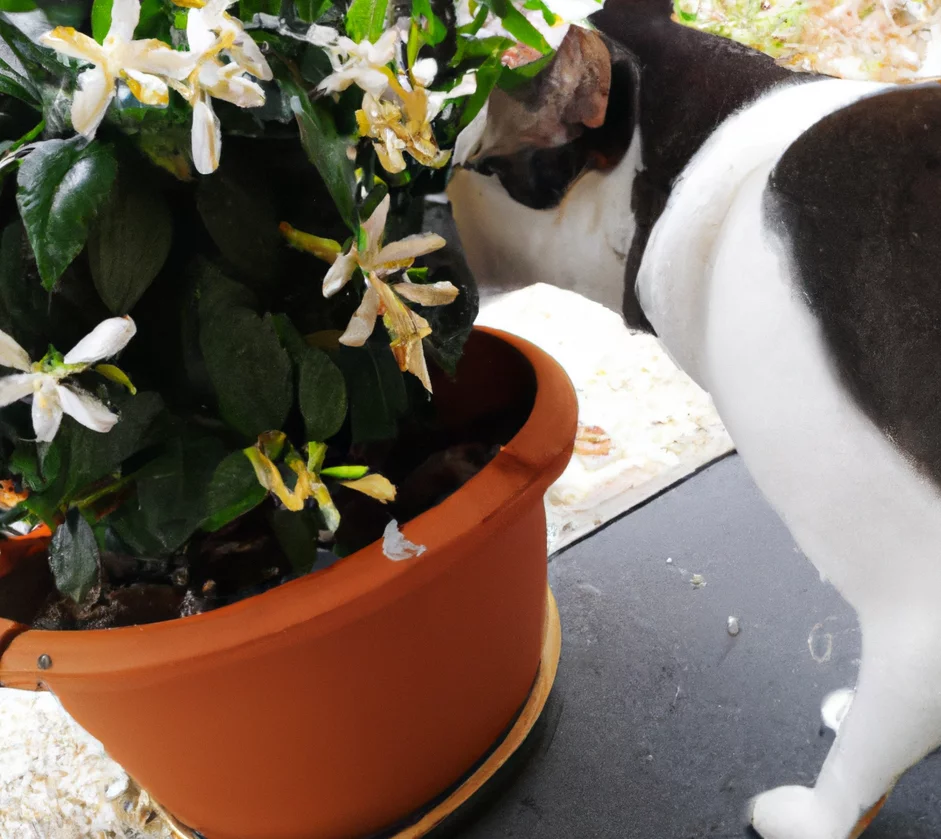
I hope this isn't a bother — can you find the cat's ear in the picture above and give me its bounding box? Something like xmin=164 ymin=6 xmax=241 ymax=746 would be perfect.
xmin=456 ymin=26 xmax=613 ymax=165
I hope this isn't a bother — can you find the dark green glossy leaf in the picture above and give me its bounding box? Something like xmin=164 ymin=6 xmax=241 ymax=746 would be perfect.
xmin=16 ymin=137 xmax=118 ymax=290
xmin=298 ymin=346 xmax=347 ymax=441
xmin=48 ymin=508 xmax=100 ymax=603
xmin=268 ymin=506 xmax=324 ymax=574
xmin=296 ymin=0 xmax=332 ymax=22
xmin=89 ymin=173 xmax=173 ymax=314
xmin=65 ymin=391 xmax=166 ymax=496
xmin=239 ymin=0 xmax=281 ymax=20
xmin=135 ymin=435 xmax=225 ymax=553
xmin=345 ymin=0 xmax=388 ymax=42
xmin=279 ymin=76 xmax=356 ymax=230
xmin=202 ymin=450 xmax=266 ymax=532
xmin=200 ymin=290 xmax=293 ymax=439
xmin=197 ymin=164 xmax=281 ymax=285
xmin=337 ymin=342 xmax=407 ymax=443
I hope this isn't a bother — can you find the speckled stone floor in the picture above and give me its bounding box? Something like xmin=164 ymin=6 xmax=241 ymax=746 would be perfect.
xmin=451 ymin=455 xmax=941 ymax=839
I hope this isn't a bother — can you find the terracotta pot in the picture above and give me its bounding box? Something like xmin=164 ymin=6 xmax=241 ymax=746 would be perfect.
xmin=0 ymin=327 xmax=577 ymax=839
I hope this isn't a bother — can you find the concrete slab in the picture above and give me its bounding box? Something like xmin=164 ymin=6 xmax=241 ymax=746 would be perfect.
xmin=453 ymin=454 xmax=941 ymax=839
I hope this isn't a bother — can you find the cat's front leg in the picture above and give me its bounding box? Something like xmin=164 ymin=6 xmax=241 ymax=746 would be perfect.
xmin=749 ymin=620 xmax=941 ymax=839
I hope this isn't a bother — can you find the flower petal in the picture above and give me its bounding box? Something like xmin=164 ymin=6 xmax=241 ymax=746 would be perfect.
xmin=32 ymin=379 xmax=63 ymax=442
xmin=108 ymin=0 xmax=142 ymax=42
xmin=0 ymin=372 xmax=40 ymax=407
xmin=322 ymin=246 xmax=359 ymax=297
xmin=375 ymin=233 xmax=446 ymax=270
xmin=392 ymin=280 xmax=459 ymax=307
xmin=411 ymin=57 xmax=438 ymax=87
xmin=406 ymin=337 xmax=433 ymax=392
xmin=64 ymin=317 xmax=136 ymax=365
xmin=340 ymin=473 xmax=397 ymax=503
xmin=124 ymin=68 xmax=169 ymax=106
xmin=58 ymin=385 xmax=119 ymax=434
xmin=126 ymin=39 xmax=198 ymax=80
xmin=186 ymin=4 xmax=217 ymax=54
xmin=0 ymin=329 xmax=32 ymax=372
xmin=191 ymin=94 xmax=223 ymax=174
xmin=39 ymin=27 xmax=105 ymax=64
xmin=229 ymin=32 xmax=273 ymax=81
xmin=339 ymin=285 xmax=381 ymax=346
xmin=71 ymin=66 xmax=115 ymax=138
xmin=361 ymin=194 xmax=390 ymax=261
xmin=205 ymin=71 xmax=266 ymax=108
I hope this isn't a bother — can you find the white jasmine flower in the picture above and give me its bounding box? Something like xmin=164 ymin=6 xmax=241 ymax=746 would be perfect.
xmin=184 ymin=0 xmax=273 ymax=81
xmin=0 ymin=317 xmax=136 ymax=442
xmin=321 ymin=194 xmax=447 ymax=297
xmin=39 ymin=0 xmax=195 ymax=137
xmin=317 ymin=29 xmax=400 ymax=97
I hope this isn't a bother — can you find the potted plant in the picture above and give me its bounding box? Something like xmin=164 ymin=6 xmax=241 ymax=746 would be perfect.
xmin=0 ymin=0 xmax=582 ymax=835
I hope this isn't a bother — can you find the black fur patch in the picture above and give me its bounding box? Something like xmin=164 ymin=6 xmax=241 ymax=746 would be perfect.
xmin=591 ymin=0 xmax=811 ymax=329
xmin=765 ymin=85 xmax=941 ymax=486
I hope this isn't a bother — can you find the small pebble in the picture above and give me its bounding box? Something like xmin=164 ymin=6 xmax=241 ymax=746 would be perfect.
xmin=666 ymin=557 xmax=673 ymax=565
xmin=727 ymin=616 xmax=741 ymax=636
xmin=690 ymin=573 xmax=706 ymax=588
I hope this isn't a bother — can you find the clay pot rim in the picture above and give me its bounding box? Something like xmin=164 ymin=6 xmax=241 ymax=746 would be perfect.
xmin=0 ymin=327 xmax=577 ymax=685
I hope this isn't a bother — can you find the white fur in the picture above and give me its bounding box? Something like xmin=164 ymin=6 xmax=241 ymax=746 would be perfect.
xmin=447 ymin=127 xmax=641 ymax=310
xmin=450 ymin=76 xmax=941 ymax=839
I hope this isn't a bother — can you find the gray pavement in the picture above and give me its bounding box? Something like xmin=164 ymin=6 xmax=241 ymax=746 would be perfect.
xmin=453 ymin=454 xmax=941 ymax=839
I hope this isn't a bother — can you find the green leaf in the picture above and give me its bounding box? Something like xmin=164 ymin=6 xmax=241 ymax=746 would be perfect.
xmin=482 ymin=0 xmax=551 ymax=52
xmin=134 ymin=436 xmax=225 ymax=553
xmin=136 ymin=0 xmax=171 ymax=39
xmin=202 ymin=450 xmax=266 ymax=532
xmin=268 ymin=506 xmax=324 ymax=574
xmin=279 ymin=76 xmax=356 ymax=230
xmin=88 ymin=173 xmax=173 ymax=314
xmin=298 ymin=346 xmax=347 ymax=441
xmin=48 ymin=509 xmax=100 ymax=604
xmin=459 ymin=52 xmax=503 ymax=128
xmin=0 ymin=1 xmax=38 ymax=11
xmin=65 ymin=391 xmax=166 ymax=496
xmin=197 ymin=165 xmax=281 ymax=286
xmin=16 ymin=137 xmax=118 ymax=290
xmin=91 ymin=0 xmax=113 ymax=42
xmin=345 ymin=0 xmax=388 ymax=42
xmin=296 ymin=0 xmax=333 ymax=21
xmin=0 ymin=55 xmax=38 ymax=105
xmin=200 ymin=297 xmax=293 ymax=440
xmin=412 ymin=0 xmax=447 ymax=46
xmin=239 ymin=0 xmax=282 ymax=20
xmin=336 ymin=342 xmax=407 ymax=443
xmin=0 ymin=221 xmax=46 ymax=355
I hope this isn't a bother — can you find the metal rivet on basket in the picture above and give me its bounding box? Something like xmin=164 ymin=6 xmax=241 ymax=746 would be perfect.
xmin=37 ymin=654 xmax=52 ymax=671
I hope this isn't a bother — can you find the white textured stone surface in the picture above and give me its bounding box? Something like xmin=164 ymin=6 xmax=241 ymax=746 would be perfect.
xmin=477 ymin=283 xmax=734 ymax=552
xmin=0 ymin=283 xmax=733 ymax=836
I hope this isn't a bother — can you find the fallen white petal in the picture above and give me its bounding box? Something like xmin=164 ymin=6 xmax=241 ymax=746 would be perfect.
xmin=0 ymin=329 xmax=32 ymax=372
xmin=32 ymin=379 xmax=63 ymax=443
xmin=382 ymin=519 xmax=426 ymax=561
xmin=63 ymin=317 xmax=136 ymax=365
xmin=0 ymin=372 xmax=40 ymax=407
xmin=821 ymin=687 xmax=855 ymax=733
xmin=57 ymin=385 xmax=118 ymax=434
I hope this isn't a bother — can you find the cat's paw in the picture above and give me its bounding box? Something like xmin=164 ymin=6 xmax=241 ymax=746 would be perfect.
xmin=748 ymin=786 xmax=846 ymax=839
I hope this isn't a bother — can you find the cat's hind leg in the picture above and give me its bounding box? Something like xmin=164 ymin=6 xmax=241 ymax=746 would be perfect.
xmin=750 ymin=616 xmax=941 ymax=839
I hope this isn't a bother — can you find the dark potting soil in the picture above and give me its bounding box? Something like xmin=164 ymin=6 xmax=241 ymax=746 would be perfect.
xmin=20 ymin=400 xmax=527 ymax=631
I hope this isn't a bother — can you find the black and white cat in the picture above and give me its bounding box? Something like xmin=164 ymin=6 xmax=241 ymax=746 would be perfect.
xmin=448 ymin=3 xmax=941 ymax=838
